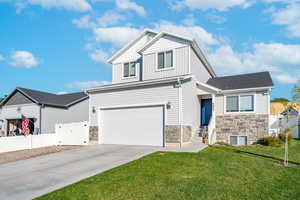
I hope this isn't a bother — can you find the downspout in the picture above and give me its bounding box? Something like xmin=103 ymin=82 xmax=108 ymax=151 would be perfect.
xmin=177 ymin=77 xmax=183 ymax=148
xmin=39 ymin=104 xmax=43 ymax=134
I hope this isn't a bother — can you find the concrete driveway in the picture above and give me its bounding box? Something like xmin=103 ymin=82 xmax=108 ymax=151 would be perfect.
xmin=0 ymin=144 xmax=158 ymax=200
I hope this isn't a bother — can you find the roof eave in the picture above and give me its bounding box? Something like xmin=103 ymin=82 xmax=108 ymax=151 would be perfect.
xmin=107 ymin=29 xmax=158 ymax=64
xmin=86 ymin=76 xmax=191 ymax=93
xmin=220 ymin=86 xmax=274 ymax=94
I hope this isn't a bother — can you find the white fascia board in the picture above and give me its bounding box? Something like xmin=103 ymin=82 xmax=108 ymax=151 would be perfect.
xmin=100 ymin=102 xmax=167 ymax=110
xmin=86 ymin=76 xmax=191 ymax=93
xmin=196 ymin=81 xmax=221 ymax=93
xmin=107 ymin=29 xmax=158 ymax=64
xmin=191 ymin=41 xmax=216 ymax=77
xmin=221 ymin=86 xmax=274 ymax=94
xmin=137 ymin=31 xmax=194 ymax=54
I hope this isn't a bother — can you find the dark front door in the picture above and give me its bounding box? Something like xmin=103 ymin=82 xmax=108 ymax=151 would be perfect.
xmin=201 ymin=99 xmax=212 ymax=126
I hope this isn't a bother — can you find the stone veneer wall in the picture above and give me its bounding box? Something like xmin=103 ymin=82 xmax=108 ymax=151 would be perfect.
xmin=216 ymin=114 xmax=269 ymax=144
xmin=90 ymin=125 xmax=192 ymax=144
xmin=165 ymin=125 xmax=192 ymax=143
xmin=89 ymin=126 xmax=98 ymax=141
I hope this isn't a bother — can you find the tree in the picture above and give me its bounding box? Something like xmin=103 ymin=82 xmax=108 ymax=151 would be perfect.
xmin=292 ymin=83 xmax=300 ymax=101
xmin=271 ymin=98 xmax=290 ymax=103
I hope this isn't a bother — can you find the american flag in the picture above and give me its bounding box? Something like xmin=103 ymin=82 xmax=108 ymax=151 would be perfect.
xmin=22 ymin=117 xmax=30 ymax=135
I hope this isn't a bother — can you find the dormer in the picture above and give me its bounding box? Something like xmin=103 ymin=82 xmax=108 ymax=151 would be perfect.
xmin=107 ymin=29 xmax=157 ymax=84
xmin=107 ymin=29 xmax=216 ymax=84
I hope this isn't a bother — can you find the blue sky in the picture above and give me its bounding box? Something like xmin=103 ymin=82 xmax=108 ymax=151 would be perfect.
xmin=0 ymin=0 xmax=300 ymax=100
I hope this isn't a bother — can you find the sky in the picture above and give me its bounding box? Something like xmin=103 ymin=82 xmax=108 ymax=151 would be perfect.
xmin=0 ymin=0 xmax=300 ymax=100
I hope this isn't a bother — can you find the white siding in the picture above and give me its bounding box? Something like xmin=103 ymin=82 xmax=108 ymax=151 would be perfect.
xmin=143 ymin=46 xmax=190 ymax=80
xmin=190 ymin=47 xmax=212 ymax=82
xmin=112 ymin=33 xmax=155 ymax=84
xmin=215 ymin=90 xmax=269 ymax=115
xmin=41 ymin=100 xmax=89 ymax=133
xmin=112 ymin=62 xmax=140 ymax=83
xmin=143 ymin=35 xmax=189 ymax=54
xmin=113 ymin=33 xmax=156 ymax=64
xmin=0 ymin=104 xmax=41 ymax=134
xmin=89 ymin=83 xmax=180 ymax=127
xmin=182 ymin=79 xmax=201 ymax=131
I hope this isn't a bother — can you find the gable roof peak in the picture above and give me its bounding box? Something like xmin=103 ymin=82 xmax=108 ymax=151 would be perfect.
xmin=107 ymin=29 xmax=158 ymax=64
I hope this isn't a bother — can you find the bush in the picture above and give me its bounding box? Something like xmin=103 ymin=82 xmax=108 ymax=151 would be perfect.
xmin=261 ymin=136 xmax=283 ymax=147
xmin=278 ymin=131 xmax=293 ymax=143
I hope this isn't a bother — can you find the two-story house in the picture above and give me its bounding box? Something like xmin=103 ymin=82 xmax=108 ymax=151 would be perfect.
xmin=86 ymin=29 xmax=274 ymax=147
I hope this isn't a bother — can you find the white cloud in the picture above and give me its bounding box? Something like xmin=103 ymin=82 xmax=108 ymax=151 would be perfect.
xmin=172 ymin=0 xmax=253 ymax=11
xmin=206 ymin=13 xmax=227 ymax=24
xmin=0 ymin=54 xmax=4 ymax=61
xmin=116 ymin=0 xmax=146 ymax=16
xmin=89 ymin=49 xmax=109 ymax=63
xmin=154 ymin=21 xmax=219 ymax=49
xmin=273 ymin=74 xmax=298 ymax=84
xmin=271 ymin=3 xmax=300 ymax=37
xmin=97 ymin=10 xmax=125 ymax=27
xmin=66 ymin=81 xmax=111 ymax=90
xmin=28 ymin=0 xmax=92 ymax=12
xmin=181 ymin=14 xmax=196 ymax=26
xmin=93 ymin=26 xmax=141 ymax=47
xmin=72 ymin=15 xmax=94 ymax=29
xmin=57 ymin=91 xmax=67 ymax=95
xmin=208 ymin=43 xmax=300 ymax=75
xmin=10 ymin=51 xmax=39 ymax=68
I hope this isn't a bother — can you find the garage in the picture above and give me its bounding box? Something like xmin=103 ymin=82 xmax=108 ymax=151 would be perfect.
xmin=99 ymin=104 xmax=165 ymax=146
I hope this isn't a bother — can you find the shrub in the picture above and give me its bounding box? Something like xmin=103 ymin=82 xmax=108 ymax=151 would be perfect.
xmin=278 ymin=130 xmax=293 ymax=143
xmin=261 ymin=136 xmax=283 ymax=147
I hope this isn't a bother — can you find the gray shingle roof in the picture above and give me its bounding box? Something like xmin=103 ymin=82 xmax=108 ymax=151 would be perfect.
xmin=206 ymin=71 xmax=274 ymax=90
xmin=1 ymin=87 xmax=88 ymax=108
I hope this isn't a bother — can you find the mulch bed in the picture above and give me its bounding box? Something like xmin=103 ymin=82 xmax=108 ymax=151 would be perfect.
xmin=0 ymin=145 xmax=81 ymax=164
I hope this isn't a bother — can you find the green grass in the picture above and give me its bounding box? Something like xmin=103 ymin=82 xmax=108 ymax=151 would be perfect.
xmin=36 ymin=140 xmax=300 ymax=200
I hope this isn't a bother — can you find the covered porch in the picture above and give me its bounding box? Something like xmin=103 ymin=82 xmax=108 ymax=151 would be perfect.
xmin=196 ymin=82 xmax=221 ymax=145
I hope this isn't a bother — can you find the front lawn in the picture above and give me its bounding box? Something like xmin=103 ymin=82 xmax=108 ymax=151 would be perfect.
xmin=36 ymin=140 xmax=300 ymax=200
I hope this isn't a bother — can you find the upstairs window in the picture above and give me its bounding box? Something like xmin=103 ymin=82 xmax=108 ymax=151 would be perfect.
xmin=157 ymin=50 xmax=173 ymax=70
xmin=226 ymin=94 xmax=255 ymax=113
xmin=123 ymin=62 xmax=136 ymax=78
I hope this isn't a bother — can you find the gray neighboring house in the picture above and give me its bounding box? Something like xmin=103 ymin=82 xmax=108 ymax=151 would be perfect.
xmin=86 ymin=29 xmax=274 ymax=147
xmin=0 ymin=87 xmax=89 ymax=136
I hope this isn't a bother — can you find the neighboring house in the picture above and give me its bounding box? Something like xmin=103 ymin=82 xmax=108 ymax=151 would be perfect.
xmin=86 ymin=29 xmax=274 ymax=147
xmin=270 ymin=105 xmax=300 ymax=138
xmin=0 ymin=87 xmax=89 ymax=136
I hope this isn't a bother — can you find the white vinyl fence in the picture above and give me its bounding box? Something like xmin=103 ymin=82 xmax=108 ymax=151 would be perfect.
xmin=0 ymin=134 xmax=57 ymax=153
xmin=56 ymin=121 xmax=89 ymax=146
xmin=0 ymin=121 xmax=89 ymax=153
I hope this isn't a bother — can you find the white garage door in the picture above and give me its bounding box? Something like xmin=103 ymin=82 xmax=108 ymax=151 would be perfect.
xmin=99 ymin=105 xmax=164 ymax=146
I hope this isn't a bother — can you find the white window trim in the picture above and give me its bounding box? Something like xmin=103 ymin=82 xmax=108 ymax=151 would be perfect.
xmin=155 ymin=49 xmax=175 ymax=72
xmin=224 ymin=93 xmax=256 ymax=114
xmin=228 ymin=135 xmax=248 ymax=146
xmin=122 ymin=61 xmax=137 ymax=79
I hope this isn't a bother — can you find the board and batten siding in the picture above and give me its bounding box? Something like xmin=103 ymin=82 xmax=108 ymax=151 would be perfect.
xmin=0 ymin=103 xmax=41 ymax=133
xmin=112 ymin=62 xmax=141 ymax=84
xmin=89 ymin=83 xmax=180 ymax=127
xmin=215 ymin=90 xmax=269 ymax=115
xmin=143 ymin=46 xmax=190 ymax=81
xmin=41 ymin=100 xmax=89 ymax=134
xmin=190 ymin=48 xmax=212 ymax=83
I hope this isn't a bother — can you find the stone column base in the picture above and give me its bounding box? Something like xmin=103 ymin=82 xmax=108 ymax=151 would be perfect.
xmin=165 ymin=125 xmax=192 ymax=144
xmin=89 ymin=126 xmax=99 ymax=142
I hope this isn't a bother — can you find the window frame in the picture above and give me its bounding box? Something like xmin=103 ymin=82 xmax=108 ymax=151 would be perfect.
xmin=156 ymin=49 xmax=175 ymax=71
xmin=224 ymin=93 xmax=256 ymax=114
xmin=228 ymin=135 xmax=248 ymax=146
xmin=122 ymin=61 xmax=137 ymax=79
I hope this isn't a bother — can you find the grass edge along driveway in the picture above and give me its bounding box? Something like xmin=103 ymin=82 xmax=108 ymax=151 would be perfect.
xmin=36 ymin=140 xmax=300 ymax=200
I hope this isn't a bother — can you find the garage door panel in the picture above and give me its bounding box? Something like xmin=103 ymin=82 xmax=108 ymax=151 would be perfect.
xmin=100 ymin=106 xmax=164 ymax=146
